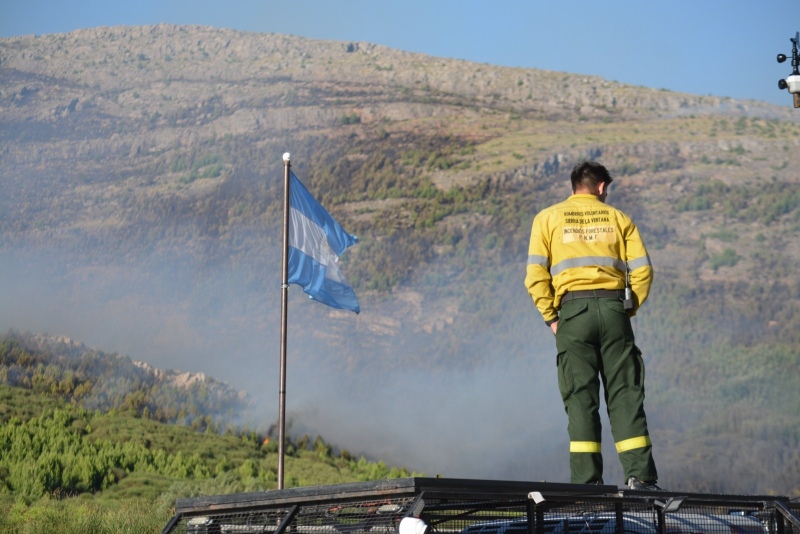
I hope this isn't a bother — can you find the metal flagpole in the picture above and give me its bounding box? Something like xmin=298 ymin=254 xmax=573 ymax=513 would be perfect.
xmin=278 ymin=152 xmax=291 ymax=489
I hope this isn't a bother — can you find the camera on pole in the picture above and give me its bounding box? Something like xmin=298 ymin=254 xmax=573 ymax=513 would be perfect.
xmin=776 ymin=31 xmax=800 ymax=108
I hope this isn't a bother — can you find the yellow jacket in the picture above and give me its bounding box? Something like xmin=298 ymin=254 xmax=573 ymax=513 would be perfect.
xmin=525 ymin=194 xmax=653 ymax=325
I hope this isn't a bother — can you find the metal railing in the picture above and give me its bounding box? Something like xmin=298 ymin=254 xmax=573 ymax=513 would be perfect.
xmin=162 ymin=478 xmax=800 ymax=534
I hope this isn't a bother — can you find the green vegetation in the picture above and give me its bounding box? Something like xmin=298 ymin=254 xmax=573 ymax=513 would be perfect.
xmin=0 ymin=333 xmax=419 ymax=532
xmin=675 ymin=179 xmax=800 ymax=224
xmin=172 ymin=153 xmax=225 ymax=184
xmin=0 ymin=331 xmax=246 ymax=431
xmin=633 ymin=279 xmax=800 ymax=495
xmin=708 ymin=248 xmax=741 ymax=271
xmin=0 ymin=385 xmax=413 ymax=503
xmin=0 ymin=498 xmax=167 ymax=534
xmin=339 ymin=112 xmax=361 ymax=125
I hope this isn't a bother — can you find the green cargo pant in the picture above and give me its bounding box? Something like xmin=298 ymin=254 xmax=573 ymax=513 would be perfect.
xmin=555 ymin=294 xmax=658 ymax=485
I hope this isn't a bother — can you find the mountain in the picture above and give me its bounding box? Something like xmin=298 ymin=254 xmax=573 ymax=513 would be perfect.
xmin=0 ymin=329 xmax=249 ymax=429
xmin=1 ymin=25 xmax=799 ymax=496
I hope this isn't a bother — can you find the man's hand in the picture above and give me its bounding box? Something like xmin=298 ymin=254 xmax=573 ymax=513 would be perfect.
xmin=550 ymin=320 xmax=558 ymax=335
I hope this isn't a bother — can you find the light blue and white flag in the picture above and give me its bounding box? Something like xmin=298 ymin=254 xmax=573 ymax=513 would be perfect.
xmin=287 ymin=171 xmax=360 ymax=313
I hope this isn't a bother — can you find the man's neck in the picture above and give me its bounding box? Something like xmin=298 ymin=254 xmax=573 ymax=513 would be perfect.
xmin=572 ymin=189 xmax=605 ymax=203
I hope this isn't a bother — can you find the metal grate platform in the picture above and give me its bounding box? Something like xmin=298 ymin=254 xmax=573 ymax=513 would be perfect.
xmin=162 ymin=478 xmax=800 ymax=534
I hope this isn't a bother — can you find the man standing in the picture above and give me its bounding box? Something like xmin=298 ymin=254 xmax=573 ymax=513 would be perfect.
xmin=524 ymin=160 xmax=660 ymax=490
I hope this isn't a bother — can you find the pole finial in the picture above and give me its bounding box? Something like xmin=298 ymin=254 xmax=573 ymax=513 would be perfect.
xmin=283 ymin=152 xmax=291 ymax=162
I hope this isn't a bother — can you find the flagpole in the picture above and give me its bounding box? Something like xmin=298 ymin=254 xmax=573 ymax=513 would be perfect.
xmin=278 ymin=152 xmax=291 ymax=489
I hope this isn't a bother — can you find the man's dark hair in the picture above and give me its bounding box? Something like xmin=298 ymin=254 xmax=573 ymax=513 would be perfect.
xmin=570 ymin=160 xmax=613 ymax=192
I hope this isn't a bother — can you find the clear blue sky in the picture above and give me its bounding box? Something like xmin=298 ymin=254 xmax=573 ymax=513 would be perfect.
xmin=1 ymin=0 xmax=799 ymax=107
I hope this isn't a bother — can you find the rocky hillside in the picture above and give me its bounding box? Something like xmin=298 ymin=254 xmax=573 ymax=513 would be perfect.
xmin=0 ymin=330 xmax=249 ymax=429
xmin=1 ymin=25 xmax=800 ymax=495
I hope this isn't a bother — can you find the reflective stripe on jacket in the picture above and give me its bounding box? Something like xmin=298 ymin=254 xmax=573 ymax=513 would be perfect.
xmin=524 ymin=194 xmax=653 ymax=324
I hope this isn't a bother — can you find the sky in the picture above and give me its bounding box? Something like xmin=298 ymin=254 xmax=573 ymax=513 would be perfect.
xmin=1 ymin=0 xmax=799 ymax=108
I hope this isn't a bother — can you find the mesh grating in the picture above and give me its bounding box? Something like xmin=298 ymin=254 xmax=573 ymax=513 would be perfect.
xmin=168 ymin=498 xmax=800 ymax=534
xmin=164 ymin=480 xmax=800 ymax=534
xmin=529 ymin=502 xmax=774 ymax=534
xmin=172 ymin=496 xmax=416 ymax=534
xmin=290 ymin=497 xmax=412 ymax=534
xmin=419 ymin=498 xmax=528 ymax=534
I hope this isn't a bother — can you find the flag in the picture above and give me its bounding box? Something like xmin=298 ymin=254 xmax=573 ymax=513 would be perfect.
xmin=287 ymin=171 xmax=360 ymax=313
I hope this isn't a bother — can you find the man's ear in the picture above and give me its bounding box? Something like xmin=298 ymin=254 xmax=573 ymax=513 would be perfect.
xmin=597 ymin=181 xmax=607 ymax=195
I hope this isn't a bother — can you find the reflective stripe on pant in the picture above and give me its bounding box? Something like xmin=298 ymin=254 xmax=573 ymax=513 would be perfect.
xmin=556 ymin=296 xmax=658 ymax=485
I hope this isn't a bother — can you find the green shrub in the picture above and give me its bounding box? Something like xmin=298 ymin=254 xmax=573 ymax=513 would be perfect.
xmin=709 ymin=248 xmax=740 ymax=272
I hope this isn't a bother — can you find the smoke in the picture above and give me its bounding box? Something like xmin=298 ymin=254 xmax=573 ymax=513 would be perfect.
xmin=0 ymin=241 xmax=599 ymax=483
xmin=0 ymin=235 xmax=670 ymax=489
xmin=0 ymin=246 xmax=270 ymax=389
xmin=285 ymin=359 xmax=567 ymax=481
